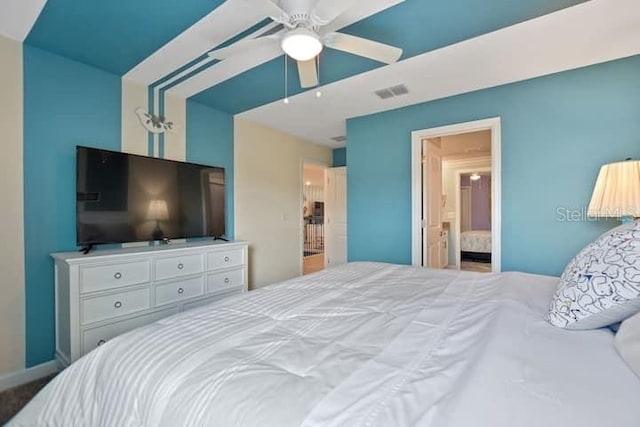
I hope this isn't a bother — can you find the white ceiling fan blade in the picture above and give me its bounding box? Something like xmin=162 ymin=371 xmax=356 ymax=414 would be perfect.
xmin=323 ymin=32 xmax=403 ymax=64
xmin=311 ymin=0 xmax=360 ymax=25
xmin=297 ymin=59 xmax=318 ymax=88
xmin=244 ymin=0 xmax=290 ymax=23
xmin=208 ymin=35 xmax=280 ymax=59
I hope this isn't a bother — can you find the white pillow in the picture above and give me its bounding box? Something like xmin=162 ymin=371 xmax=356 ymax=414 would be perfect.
xmin=615 ymin=311 xmax=640 ymax=378
xmin=547 ymin=220 xmax=640 ymax=329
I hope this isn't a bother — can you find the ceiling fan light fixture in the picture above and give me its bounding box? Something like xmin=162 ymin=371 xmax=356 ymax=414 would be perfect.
xmin=281 ymin=28 xmax=323 ymax=61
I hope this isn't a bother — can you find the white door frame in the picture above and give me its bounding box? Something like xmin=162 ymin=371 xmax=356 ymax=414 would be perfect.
xmin=454 ymin=167 xmax=492 ymax=268
xmin=300 ymin=159 xmax=329 ymax=276
xmin=411 ymin=117 xmax=502 ymax=272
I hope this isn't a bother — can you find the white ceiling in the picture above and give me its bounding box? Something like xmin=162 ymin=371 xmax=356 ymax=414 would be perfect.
xmin=439 ymin=131 xmax=491 ymax=159
xmin=239 ymin=0 xmax=640 ymax=148
xmin=0 ymin=0 xmax=47 ymax=41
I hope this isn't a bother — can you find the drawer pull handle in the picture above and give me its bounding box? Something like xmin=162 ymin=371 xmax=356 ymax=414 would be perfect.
xmin=114 ymin=272 xmax=122 ymax=279
xmin=178 ymin=263 xmax=184 ymax=270
xmin=98 ymin=339 xmax=106 ymax=346
xmin=224 ymin=256 xmax=230 ymax=262
xmin=224 ymin=277 xmax=230 ymax=284
xmin=114 ymin=301 xmax=122 ymax=309
xmin=178 ymin=287 xmax=184 ymax=294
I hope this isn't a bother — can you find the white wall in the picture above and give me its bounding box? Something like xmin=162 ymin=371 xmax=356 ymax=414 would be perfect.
xmin=0 ymin=35 xmax=25 ymax=375
xmin=234 ymin=118 xmax=332 ymax=289
xmin=442 ymin=157 xmax=491 ymax=265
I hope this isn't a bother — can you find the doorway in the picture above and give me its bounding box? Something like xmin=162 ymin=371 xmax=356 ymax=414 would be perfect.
xmin=457 ymin=168 xmax=492 ymax=272
xmin=411 ymin=118 xmax=501 ymax=272
xmin=302 ymin=163 xmax=326 ymax=275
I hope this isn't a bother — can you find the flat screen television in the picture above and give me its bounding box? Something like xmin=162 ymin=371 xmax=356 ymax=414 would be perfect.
xmin=76 ymin=146 xmax=225 ymax=247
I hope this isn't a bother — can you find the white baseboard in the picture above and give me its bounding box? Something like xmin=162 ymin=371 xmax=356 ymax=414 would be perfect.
xmin=0 ymin=360 xmax=61 ymax=393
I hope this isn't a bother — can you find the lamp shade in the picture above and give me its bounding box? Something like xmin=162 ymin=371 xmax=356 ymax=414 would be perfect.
xmin=147 ymin=199 xmax=169 ymax=221
xmin=588 ymin=160 xmax=640 ymax=218
xmin=281 ymin=28 xmax=323 ymax=61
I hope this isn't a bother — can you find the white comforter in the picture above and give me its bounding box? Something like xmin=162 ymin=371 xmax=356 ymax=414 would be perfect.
xmin=11 ymin=262 xmax=640 ymax=426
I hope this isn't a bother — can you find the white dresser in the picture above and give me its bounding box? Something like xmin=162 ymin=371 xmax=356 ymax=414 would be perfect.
xmin=52 ymin=240 xmax=248 ymax=366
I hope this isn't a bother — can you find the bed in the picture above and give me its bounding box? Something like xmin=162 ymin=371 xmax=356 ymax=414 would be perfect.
xmin=461 ymin=230 xmax=492 ymax=263
xmin=10 ymin=262 xmax=640 ymax=426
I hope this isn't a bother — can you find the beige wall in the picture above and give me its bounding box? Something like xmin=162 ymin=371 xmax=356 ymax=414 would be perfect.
xmin=0 ymin=35 xmax=25 ymax=375
xmin=303 ymin=165 xmax=324 ymax=187
xmin=163 ymin=92 xmax=186 ymax=162
xmin=234 ymin=118 xmax=332 ymax=289
xmin=121 ymin=78 xmax=149 ymax=156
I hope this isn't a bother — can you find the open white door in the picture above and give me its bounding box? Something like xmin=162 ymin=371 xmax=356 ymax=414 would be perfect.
xmin=325 ymin=167 xmax=347 ymax=267
xmin=423 ymin=139 xmax=443 ymax=268
xmin=411 ymin=118 xmax=502 ymax=271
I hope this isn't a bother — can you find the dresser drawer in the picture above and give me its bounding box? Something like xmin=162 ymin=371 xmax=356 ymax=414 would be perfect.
xmin=155 ymin=276 xmax=204 ymax=306
xmin=208 ymin=248 xmax=244 ymax=270
xmin=155 ymin=253 xmax=204 ymax=281
xmin=80 ymin=260 xmax=151 ymax=293
xmin=207 ymin=268 xmax=245 ymax=292
xmin=81 ymin=287 xmax=150 ymax=325
xmin=82 ymin=307 xmax=178 ymax=355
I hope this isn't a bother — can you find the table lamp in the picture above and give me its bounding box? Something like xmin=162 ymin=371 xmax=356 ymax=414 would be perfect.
xmin=588 ymin=159 xmax=640 ymax=223
xmin=147 ymin=199 xmax=169 ymax=240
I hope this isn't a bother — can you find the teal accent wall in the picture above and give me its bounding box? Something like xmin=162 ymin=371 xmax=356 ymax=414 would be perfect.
xmin=23 ymin=46 xmax=122 ymax=366
xmin=186 ymin=100 xmax=234 ymax=238
xmin=347 ymin=55 xmax=640 ymax=276
xmin=333 ymin=148 xmax=347 ymax=167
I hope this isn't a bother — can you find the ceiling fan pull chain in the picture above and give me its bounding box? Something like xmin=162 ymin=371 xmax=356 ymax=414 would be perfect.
xmin=316 ymin=54 xmax=322 ymax=98
xmin=284 ymin=54 xmax=290 ymax=104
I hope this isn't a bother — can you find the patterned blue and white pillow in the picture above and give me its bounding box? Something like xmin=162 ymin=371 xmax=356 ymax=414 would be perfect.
xmin=547 ymin=220 xmax=640 ymax=329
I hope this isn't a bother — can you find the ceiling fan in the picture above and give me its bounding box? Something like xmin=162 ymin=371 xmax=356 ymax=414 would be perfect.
xmin=207 ymin=0 xmax=403 ymax=89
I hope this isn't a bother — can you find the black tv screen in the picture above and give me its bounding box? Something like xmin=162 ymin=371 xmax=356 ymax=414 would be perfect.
xmin=76 ymin=146 xmax=225 ymax=246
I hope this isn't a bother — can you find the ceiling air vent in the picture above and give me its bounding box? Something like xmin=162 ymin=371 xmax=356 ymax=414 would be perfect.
xmin=374 ymin=84 xmax=409 ymax=100
xmin=374 ymin=88 xmax=395 ymax=99
xmin=390 ymin=84 xmax=409 ymax=96
xmin=331 ymin=136 xmax=347 ymax=143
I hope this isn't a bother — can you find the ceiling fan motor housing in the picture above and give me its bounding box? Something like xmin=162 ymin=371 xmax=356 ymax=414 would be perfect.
xmin=287 ymin=13 xmax=318 ymax=30
xmin=279 ymin=0 xmax=317 ymax=17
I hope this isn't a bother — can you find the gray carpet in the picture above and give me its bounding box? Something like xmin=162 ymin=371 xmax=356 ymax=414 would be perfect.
xmin=0 ymin=375 xmax=55 ymax=425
